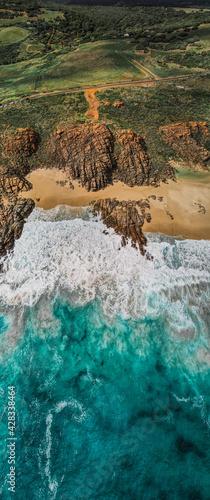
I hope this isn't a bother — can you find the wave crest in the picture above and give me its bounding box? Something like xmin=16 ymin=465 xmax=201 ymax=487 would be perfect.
xmin=0 ymin=207 xmax=209 ymax=330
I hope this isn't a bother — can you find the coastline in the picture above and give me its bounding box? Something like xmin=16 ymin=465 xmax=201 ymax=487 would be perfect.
xmin=19 ymin=168 xmax=210 ymax=240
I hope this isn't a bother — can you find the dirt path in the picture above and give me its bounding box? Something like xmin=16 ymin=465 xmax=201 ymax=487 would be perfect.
xmin=84 ymin=88 xmax=100 ymax=120
xmin=47 ymin=27 xmax=55 ymax=46
xmin=131 ymin=59 xmax=158 ymax=79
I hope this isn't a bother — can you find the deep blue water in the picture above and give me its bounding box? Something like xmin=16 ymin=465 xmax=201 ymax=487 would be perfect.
xmin=0 ymin=207 xmax=209 ymax=500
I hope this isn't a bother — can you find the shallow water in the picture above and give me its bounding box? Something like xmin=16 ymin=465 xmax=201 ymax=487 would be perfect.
xmin=176 ymin=167 xmax=210 ymax=182
xmin=0 ymin=207 xmax=209 ymax=499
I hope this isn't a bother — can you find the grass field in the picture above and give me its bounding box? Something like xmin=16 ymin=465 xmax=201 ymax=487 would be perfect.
xmin=196 ymin=24 xmax=210 ymax=50
xmin=0 ymin=17 xmax=29 ymax=27
xmin=19 ymin=40 xmax=44 ymax=58
xmin=0 ymin=9 xmax=64 ymax=27
xmin=0 ymin=26 xmax=28 ymax=45
xmin=134 ymin=51 xmax=198 ymax=77
xmin=0 ymin=40 xmax=144 ymax=101
xmin=40 ymin=9 xmax=64 ymax=21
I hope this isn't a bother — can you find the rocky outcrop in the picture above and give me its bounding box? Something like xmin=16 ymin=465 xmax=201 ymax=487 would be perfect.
xmin=53 ymin=123 xmax=169 ymax=190
xmin=3 ymin=127 xmax=40 ymax=159
xmin=114 ymin=129 xmax=157 ymax=187
xmin=0 ymin=197 xmax=35 ymax=256
xmin=114 ymin=102 xmax=124 ymax=108
xmin=92 ymin=198 xmax=152 ymax=256
xmin=160 ymin=122 xmax=210 ymax=170
xmin=0 ymin=175 xmax=32 ymax=194
xmin=54 ymin=123 xmax=115 ymax=191
xmin=0 ymin=127 xmax=39 ymax=256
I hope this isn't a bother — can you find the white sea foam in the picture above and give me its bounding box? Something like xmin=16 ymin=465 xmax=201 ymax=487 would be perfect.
xmin=44 ymin=396 xmax=88 ymax=498
xmin=45 ymin=412 xmax=58 ymax=499
xmin=0 ymin=207 xmax=209 ymax=331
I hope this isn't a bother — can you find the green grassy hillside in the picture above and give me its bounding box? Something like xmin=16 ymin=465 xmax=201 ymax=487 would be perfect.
xmin=0 ymin=26 xmax=28 ymax=45
xmin=0 ymin=40 xmax=144 ymax=101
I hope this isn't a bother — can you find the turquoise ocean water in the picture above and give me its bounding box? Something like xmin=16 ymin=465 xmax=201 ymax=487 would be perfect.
xmin=0 ymin=206 xmax=209 ymax=499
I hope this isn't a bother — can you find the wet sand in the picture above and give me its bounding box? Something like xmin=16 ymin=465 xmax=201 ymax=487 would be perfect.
xmin=19 ymin=168 xmax=210 ymax=240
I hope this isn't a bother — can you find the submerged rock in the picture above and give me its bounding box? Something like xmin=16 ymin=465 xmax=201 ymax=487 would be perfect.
xmin=92 ymin=198 xmax=151 ymax=256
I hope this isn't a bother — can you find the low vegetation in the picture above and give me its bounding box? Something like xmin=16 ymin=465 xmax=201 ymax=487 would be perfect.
xmin=97 ymin=75 xmax=210 ymax=172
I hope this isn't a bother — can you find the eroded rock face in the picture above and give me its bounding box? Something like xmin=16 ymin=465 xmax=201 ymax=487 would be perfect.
xmin=55 ymin=124 xmax=115 ymax=191
xmin=0 ymin=127 xmax=40 ymax=256
xmin=160 ymin=122 xmax=210 ymax=170
xmin=92 ymin=198 xmax=152 ymax=256
xmin=0 ymin=197 xmax=35 ymax=256
xmin=0 ymin=175 xmax=32 ymax=194
xmin=3 ymin=127 xmax=40 ymax=159
xmin=53 ymin=123 xmax=167 ymax=190
xmin=114 ymin=129 xmax=156 ymax=187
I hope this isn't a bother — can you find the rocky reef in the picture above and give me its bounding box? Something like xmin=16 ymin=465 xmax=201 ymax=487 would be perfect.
xmin=160 ymin=122 xmax=210 ymax=171
xmin=92 ymin=198 xmax=152 ymax=256
xmin=0 ymin=167 xmax=35 ymax=257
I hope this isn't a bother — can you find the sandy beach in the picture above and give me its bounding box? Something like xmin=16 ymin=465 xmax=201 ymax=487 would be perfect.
xmin=19 ymin=168 xmax=210 ymax=240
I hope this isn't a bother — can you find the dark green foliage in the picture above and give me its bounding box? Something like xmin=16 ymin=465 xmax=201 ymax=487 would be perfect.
xmin=163 ymin=51 xmax=210 ymax=70
xmin=0 ymin=42 xmax=20 ymax=65
xmin=0 ymin=11 xmax=20 ymax=19
xmin=0 ymin=0 xmax=41 ymax=16
xmin=135 ymin=24 xmax=210 ymax=55
xmin=1 ymin=1 xmax=209 ymax=48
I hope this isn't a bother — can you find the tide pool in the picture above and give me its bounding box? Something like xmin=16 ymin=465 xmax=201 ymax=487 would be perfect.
xmin=0 ymin=207 xmax=209 ymax=499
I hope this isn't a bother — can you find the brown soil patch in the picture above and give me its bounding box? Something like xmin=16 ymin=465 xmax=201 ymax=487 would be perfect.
xmin=84 ymin=89 xmax=100 ymax=120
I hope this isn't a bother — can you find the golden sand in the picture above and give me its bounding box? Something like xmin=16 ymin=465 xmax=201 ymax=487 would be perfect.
xmin=19 ymin=168 xmax=210 ymax=240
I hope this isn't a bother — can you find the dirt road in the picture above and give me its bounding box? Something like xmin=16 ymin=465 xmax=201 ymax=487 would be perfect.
xmin=0 ymin=71 xmax=208 ymax=111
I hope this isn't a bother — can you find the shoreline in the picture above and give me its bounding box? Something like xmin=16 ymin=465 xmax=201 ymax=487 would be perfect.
xmin=19 ymin=168 xmax=210 ymax=241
